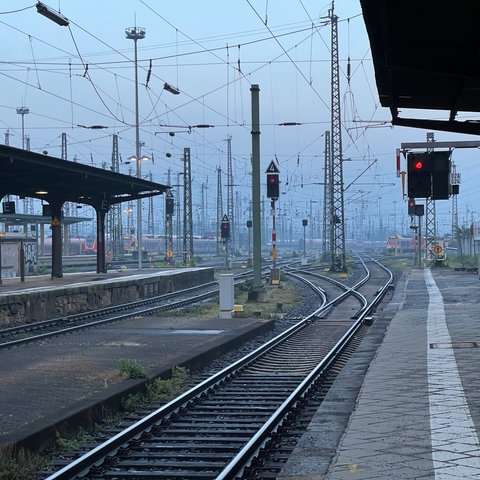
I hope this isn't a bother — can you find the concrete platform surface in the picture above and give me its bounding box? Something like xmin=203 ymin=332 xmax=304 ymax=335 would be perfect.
xmin=0 ymin=304 xmax=272 ymax=450
xmin=279 ymin=267 xmax=480 ymax=480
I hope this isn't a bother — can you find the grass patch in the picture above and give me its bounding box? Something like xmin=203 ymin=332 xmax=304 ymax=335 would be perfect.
xmin=120 ymin=366 xmax=190 ymax=412
xmin=119 ymin=358 xmax=148 ymax=379
xmin=146 ymin=366 xmax=190 ymax=403
xmin=120 ymin=392 xmax=144 ymax=412
xmin=157 ymin=277 xmax=305 ymax=319
xmin=0 ymin=446 xmax=45 ymax=480
xmin=55 ymin=429 xmax=94 ymax=451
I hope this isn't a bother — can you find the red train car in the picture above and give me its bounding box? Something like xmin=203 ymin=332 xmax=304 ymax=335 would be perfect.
xmin=386 ymin=234 xmax=424 ymax=254
xmin=42 ymin=236 xmax=87 ymax=255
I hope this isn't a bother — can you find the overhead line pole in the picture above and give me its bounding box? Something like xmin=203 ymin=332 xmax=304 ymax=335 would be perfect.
xmin=250 ymin=84 xmax=264 ymax=299
xmin=425 ymin=132 xmax=436 ymax=266
xmin=329 ymin=7 xmax=347 ymax=272
xmin=323 ymin=131 xmax=331 ymax=259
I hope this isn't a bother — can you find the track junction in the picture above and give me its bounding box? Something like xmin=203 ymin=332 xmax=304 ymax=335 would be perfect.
xmin=39 ymin=255 xmax=393 ymax=480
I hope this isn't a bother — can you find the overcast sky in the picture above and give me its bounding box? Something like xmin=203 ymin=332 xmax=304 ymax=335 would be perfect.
xmin=1 ymin=1 xmax=479 ymax=237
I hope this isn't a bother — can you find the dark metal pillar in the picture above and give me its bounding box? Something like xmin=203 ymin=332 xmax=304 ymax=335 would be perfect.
xmin=250 ymin=84 xmax=263 ymax=293
xmin=50 ymin=200 xmax=63 ymax=278
xmin=96 ymin=206 xmax=107 ymax=274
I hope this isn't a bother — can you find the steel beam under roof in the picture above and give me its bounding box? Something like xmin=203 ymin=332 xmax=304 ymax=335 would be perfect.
xmin=360 ymin=0 xmax=480 ymax=135
xmin=0 ymin=145 xmax=170 ymax=277
xmin=0 ymin=145 xmax=169 ymax=209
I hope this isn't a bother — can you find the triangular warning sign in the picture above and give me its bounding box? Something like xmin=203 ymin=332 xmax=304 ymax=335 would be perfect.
xmin=222 ymin=214 xmax=229 ymax=222
xmin=265 ymin=160 xmax=280 ymax=174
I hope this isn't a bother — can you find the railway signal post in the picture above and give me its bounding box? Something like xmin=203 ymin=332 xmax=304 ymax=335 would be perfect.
xmin=220 ymin=214 xmax=230 ymax=269
xmin=165 ymin=190 xmax=174 ymax=264
xmin=266 ymin=160 xmax=280 ymax=284
xmin=246 ymin=220 xmax=252 ymax=267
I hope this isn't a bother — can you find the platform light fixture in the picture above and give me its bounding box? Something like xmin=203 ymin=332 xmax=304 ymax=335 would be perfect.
xmin=125 ymin=25 xmax=146 ymax=269
xmin=163 ymin=82 xmax=180 ymax=95
xmin=16 ymin=107 xmax=29 ymax=150
xmin=36 ymin=2 xmax=69 ymax=26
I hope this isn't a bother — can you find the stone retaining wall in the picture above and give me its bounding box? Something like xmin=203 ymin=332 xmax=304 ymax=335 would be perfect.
xmin=0 ymin=268 xmax=214 ymax=325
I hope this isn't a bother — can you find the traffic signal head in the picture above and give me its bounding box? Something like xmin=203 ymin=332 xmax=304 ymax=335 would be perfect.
xmin=266 ymin=173 xmax=280 ymax=198
xmin=430 ymin=151 xmax=451 ymax=200
xmin=407 ymin=153 xmax=431 ymax=198
xmin=408 ymin=198 xmax=415 ymax=215
xmin=165 ymin=196 xmax=174 ymax=215
xmin=220 ymin=220 xmax=230 ymax=239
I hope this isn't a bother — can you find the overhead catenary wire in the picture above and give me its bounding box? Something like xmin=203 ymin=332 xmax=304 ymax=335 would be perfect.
xmin=0 ymin=1 xmax=396 ymax=214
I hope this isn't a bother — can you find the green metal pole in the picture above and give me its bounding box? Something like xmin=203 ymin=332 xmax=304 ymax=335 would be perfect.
xmin=251 ymin=84 xmax=262 ymax=289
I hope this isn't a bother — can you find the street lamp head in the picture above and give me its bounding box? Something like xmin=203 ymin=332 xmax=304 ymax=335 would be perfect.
xmin=163 ymin=82 xmax=181 ymax=95
xmin=36 ymin=2 xmax=69 ymax=26
xmin=128 ymin=155 xmax=150 ymax=163
xmin=125 ymin=27 xmax=146 ymax=40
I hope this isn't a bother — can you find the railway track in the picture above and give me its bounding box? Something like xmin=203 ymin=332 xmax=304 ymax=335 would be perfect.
xmin=42 ymin=255 xmax=393 ymax=480
xmin=0 ymin=271 xmax=258 ymax=350
xmin=0 ymin=258 xmax=300 ymax=349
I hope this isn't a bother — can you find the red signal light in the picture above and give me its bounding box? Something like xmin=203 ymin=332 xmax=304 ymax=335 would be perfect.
xmin=414 ymin=161 xmax=423 ymax=170
xmin=266 ymin=173 xmax=280 ymax=198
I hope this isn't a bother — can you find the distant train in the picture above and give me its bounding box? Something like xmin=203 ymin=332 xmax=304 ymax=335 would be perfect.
xmin=122 ymin=235 xmax=218 ymax=256
xmin=41 ymin=235 xmax=218 ymax=257
xmin=41 ymin=236 xmax=87 ymax=256
xmin=299 ymin=238 xmax=385 ymax=252
xmin=386 ymin=234 xmax=424 ymax=254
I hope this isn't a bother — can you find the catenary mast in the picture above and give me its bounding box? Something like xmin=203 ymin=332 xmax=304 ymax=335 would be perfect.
xmin=329 ymin=5 xmax=347 ymax=271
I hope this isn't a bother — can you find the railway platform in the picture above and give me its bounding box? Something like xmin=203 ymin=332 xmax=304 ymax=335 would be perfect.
xmin=4 ymin=266 xmax=480 ymax=480
xmin=0 ymin=301 xmax=273 ymax=451
xmin=279 ymin=267 xmax=480 ymax=480
xmin=0 ymin=266 xmax=214 ymax=324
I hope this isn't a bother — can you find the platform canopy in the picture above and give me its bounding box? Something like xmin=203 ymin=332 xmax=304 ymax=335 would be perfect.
xmin=0 ymin=213 xmax=91 ymax=226
xmin=0 ymin=144 xmax=170 ymax=210
xmin=360 ymin=0 xmax=480 ymax=135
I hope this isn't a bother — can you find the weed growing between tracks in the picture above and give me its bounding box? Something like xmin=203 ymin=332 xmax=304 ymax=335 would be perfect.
xmin=55 ymin=429 xmax=94 ymax=451
xmin=0 ymin=445 xmax=46 ymax=480
xmin=158 ymin=279 xmax=304 ymax=319
xmin=121 ymin=366 xmax=190 ymax=412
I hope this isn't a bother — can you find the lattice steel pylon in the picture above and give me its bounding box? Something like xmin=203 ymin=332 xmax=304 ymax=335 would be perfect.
xmin=61 ymin=133 xmax=70 ymax=218
xmin=322 ymin=131 xmax=331 ymax=259
xmin=216 ymin=166 xmax=223 ymax=255
xmin=60 ymin=132 xmax=72 ymax=252
xmin=183 ymin=147 xmax=193 ymax=265
xmin=147 ymin=171 xmax=154 ymax=235
xmin=425 ymin=132 xmax=436 ymax=266
xmin=226 ymin=135 xmax=235 ymax=251
xmin=451 ymin=162 xmax=458 ymax=237
xmin=109 ymin=134 xmax=123 ymax=260
xmin=329 ymin=8 xmax=347 ymax=272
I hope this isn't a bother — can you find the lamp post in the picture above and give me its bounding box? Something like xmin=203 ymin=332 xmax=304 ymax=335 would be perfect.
xmin=126 ymin=26 xmax=146 ymax=269
xmin=16 ymin=107 xmax=29 ymax=150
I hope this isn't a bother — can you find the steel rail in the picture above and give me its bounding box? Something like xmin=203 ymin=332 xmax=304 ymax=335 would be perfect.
xmin=0 ymin=270 xmax=260 ymax=349
xmin=217 ymin=257 xmax=392 ymax=479
xmin=43 ymin=256 xmax=392 ymax=480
